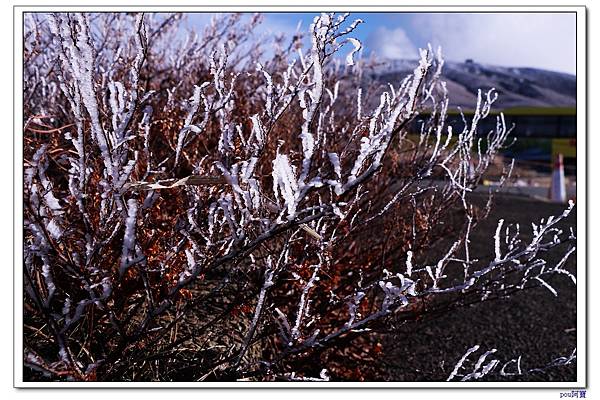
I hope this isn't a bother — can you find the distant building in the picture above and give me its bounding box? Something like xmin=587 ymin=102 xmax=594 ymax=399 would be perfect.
xmin=486 ymin=107 xmax=575 ymax=138
xmin=416 ymin=107 xmax=576 ymax=161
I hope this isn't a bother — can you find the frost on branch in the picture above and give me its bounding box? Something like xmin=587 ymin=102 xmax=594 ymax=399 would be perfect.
xmin=272 ymin=152 xmax=299 ymax=221
xmin=447 ymin=345 xmax=577 ymax=381
xmin=120 ymin=199 xmax=139 ymax=276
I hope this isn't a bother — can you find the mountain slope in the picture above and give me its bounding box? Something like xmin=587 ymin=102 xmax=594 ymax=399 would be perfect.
xmin=373 ymin=59 xmax=576 ymax=110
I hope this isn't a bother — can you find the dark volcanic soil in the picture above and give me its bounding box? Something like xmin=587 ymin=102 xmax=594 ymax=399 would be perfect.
xmin=378 ymin=193 xmax=579 ymax=382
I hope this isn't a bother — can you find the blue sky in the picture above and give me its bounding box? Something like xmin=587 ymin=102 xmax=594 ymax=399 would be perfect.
xmin=187 ymin=12 xmax=576 ymax=75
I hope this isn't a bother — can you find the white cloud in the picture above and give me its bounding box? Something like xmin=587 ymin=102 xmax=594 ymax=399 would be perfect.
xmin=409 ymin=13 xmax=576 ymax=74
xmin=368 ymin=26 xmax=418 ymax=60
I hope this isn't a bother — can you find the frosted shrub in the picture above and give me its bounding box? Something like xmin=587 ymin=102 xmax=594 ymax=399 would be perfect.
xmin=23 ymin=12 xmax=576 ymax=381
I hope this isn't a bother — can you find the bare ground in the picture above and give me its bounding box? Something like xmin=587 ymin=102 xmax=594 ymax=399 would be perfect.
xmin=377 ymin=193 xmax=579 ymax=382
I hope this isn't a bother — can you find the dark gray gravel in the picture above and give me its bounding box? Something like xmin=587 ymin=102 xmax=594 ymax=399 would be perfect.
xmin=378 ymin=193 xmax=578 ymax=382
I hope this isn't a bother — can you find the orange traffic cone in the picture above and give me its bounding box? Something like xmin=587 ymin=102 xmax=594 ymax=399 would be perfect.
xmin=550 ymin=153 xmax=566 ymax=203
